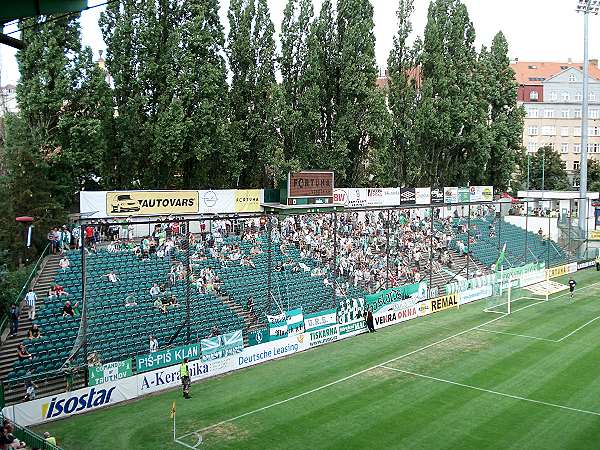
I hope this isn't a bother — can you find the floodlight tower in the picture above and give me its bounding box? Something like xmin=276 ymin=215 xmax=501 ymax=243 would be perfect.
xmin=576 ymin=0 xmax=600 ymax=233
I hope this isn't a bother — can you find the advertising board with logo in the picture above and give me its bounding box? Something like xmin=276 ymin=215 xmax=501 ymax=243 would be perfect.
xmin=400 ymin=187 xmax=416 ymax=205
xmin=106 ymin=191 xmax=199 ymax=217
xmin=304 ymin=308 xmax=337 ymax=332
xmin=431 ymin=188 xmax=444 ymax=204
xmin=366 ymin=188 xmax=400 ymax=206
xmin=458 ymin=187 xmax=470 ymax=203
xmin=373 ymin=305 xmax=418 ymax=329
xmin=237 ymin=335 xmax=308 ymax=369
xmin=234 ymin=189 xmax=262 ymax=213
xmin=337 ymin=297 xmax=367 ymax=337
xmin=198 ymin=189 xmax=235 ymax=214
xmin=481 ymin=186 xmax=494 ymax=201
xmin=136 ymin=358 xmax=219 ymax=396
xmin=288 ymin=171 xmax=334 ymax=198
xmin=347 ymin=188 xmax=368 ymax=208
xmin=415 ymin=187 xmax=431 ymax=205
xmin=306 ymin=325 xmax=339 ymax=348
xmin=2 ymin=377 xmax=138 ymax=426
xmin=88 ymin=359 xmax=132 ymax=387
xmin=546 ymin=263 xmax=577 ymax=279
xmin=248 ymin=327 xmax=269 ymax=346
xmin=590 ymin=230 xmax=600 ymax=240
xmin=427 ymin=293 xmax=459 ymax=314
xmin=333 ymin=188 xmax=348 ymax=206
xmin=458 ymin=285 xmax=493 ymax=305
xmin=136 ymin=343 xmax=200 ymax=373
xmin=577 ymin=260 xmax=595 ymax=270
xmin=444 ymin=187 xmax=458 ymax=204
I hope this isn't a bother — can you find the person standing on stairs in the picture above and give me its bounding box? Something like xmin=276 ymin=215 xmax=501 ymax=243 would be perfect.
xmin=24 ymin=288 xmax=37 ymax=320
xmin=9 ymin=303 xmax=20 ymax=337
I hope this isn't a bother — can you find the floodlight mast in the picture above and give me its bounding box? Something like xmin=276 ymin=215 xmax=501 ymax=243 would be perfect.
xmin=576 ymin=1 xmax=599 ymax=235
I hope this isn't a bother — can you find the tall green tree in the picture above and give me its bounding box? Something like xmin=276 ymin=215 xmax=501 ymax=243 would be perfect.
xmin=382 ymin=0 xmax=420 ymax=186
xmin=280 ymin=0 xmax=313 ymax=172
xmin=228 ymin=0 xmax=283 ymax=187
xmin=416 ymin=0 xmax=490 ymax=186
xmin=336 ymin=0 xmax=390 ymax=186
xmin=480 ymin=32 xmax=525 ymax=191
xmin=519 ymin=146 xmax=570 ymax=191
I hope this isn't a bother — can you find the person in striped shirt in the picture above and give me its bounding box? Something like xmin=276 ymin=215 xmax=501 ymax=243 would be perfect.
xmin=24 ymin=289 xmax=37 ymax=320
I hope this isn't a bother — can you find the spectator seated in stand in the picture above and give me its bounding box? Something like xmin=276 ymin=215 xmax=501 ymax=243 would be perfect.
xmin=102 ymin=271 xmax=120 ymax=283
xmin=59 ymin=256 xmax=70 ymax=272
xmin=124 ymin=293 xmax=138 ymax=307
xmin=62 ymin=300 xmax=78 ymax=318
xmin=17 ymin=344 xmax=32 ymax=362
xmin=27 ymin=324 xmax=41 ymax=340
xmin=154 ymin=297 xmax=167 ymax=314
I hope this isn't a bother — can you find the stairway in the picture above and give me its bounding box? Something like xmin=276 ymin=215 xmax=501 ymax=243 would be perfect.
xmin=1 ymin=253 xmax=85 ymax=405
xmin=218 ymin=294 xmax=263 ymax=346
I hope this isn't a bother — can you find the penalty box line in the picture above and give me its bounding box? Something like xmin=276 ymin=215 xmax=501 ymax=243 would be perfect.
xmin=176 ymin=312 xmax=509 ymax=441
xmin=380 ymin=365 xmax=600 ymax=417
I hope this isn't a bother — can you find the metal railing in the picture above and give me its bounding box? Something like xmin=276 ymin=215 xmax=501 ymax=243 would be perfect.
xmin=1 ymin=412 xmax=62 ymax=450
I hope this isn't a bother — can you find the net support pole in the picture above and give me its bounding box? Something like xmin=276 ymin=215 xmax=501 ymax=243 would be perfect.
xmin=185 ymin=224 xmax=191 ymax=344
xmin=524 ymin=201 xmax=529 ymax=264
xmin=466 ymin=203 xmax=471 ymax=280
xmin=81 ymin=224 xmax=88 ymax=386
xmin=267 ymin=216 xmax=273 ymax=315
xmin=332 ymin=211 xmax=338 ymax=309
xmin=386 ymin=209 xmax=390 ymax=289
xmin=429 ymin=205 xmax=434 ymax=291
xmin=507 ymin=280 xmax=511 ymax=315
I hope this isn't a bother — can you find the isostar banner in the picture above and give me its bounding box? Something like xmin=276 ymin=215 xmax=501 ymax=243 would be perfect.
xmin=234 ymin=189 xmax=262 ymax=213
xmin=286 ymin=307 xmax=305 ymax=336
xmin=88 ymin=359 xmax=132 ymax=387
xmin=415 ymin=187 xmax=431 ymax=205
xmin=201 ymin=330 xmax=244 ymax=362
xmin=2 ymin=377 xmax=138 ymax=426
xmin=444 ymin=187 xmax=458 ymax=204
xmin=431 ymin=188 xmax=444 ymax=204
xmin=106 ymin=191 xmax=199 ymax=217
xmin=304 ymin=308 xmax=337 ymax=332
xmin=400 ymin=187 xmax=416 ymax=205
xmin=337 ymin=297 xmax=367 ymax=337
xmin=373 ymin=306 xmax=419 ymax=330
xmin=365 ymin=282 xmax=427 ymax=314
xmin=136 ymin=343 xmax=200 ymax=373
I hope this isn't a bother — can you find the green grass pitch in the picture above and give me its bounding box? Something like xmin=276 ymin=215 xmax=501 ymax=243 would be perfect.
xmin=34 ymin=270 xmax=600 ymax=449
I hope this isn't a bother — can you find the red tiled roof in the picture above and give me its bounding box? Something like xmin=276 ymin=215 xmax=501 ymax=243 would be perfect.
xmin=510 ymin=61 xmax=600 ymax=85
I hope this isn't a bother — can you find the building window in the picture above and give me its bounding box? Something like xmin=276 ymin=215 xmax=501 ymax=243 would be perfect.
xmin=527 ymin=125 xmax=538 ymax=136
xmin=591 ymin=109 xmax=600 ymax=119
xmin=561 ymin=127 xmax=570 ymax=137
xmin=574 ymin=161 xmax=580 ymax=171
xmin=575 ymin=109 xmax=582 ymax=118
xmin=576 ymin=92 xmax=583 ymax=101
xmin=561 ymin=110 xmax=570 ymax=118
xmin=544 ymin=109 xmax=554 ymax=118
xmin=561 ymin=143 xmax=569 ymax=153
xmin=562 ymin=92 xmax=570 ymax=101
xmin=530 ymin=91 xmax=539 ymax=101
xmin=574 ymin=143 xmax=581 ymax=153
xmin=575 ymin=127 xmax=582 ymax=136
xmin=550 ymin=91 xmax=558 ymax=101
xmin=527 ymin=142 xmax=537 ymax=153
xmin=541 ymin=126 xmax=556 ymax=136
xmin=542 ymin=142 xmax=555 ymax=150
xmin=590 ymin=92 xmax=597 ymax=102
xmin=528 ymin=109 xmax=539 ymax=118
xmin=589 ymin=127 xmax=600 ymax=136
xmin=588 ymin=143 xmax=600 ymax=153
xmin=570 ymin=73 xmax=576 ymax=82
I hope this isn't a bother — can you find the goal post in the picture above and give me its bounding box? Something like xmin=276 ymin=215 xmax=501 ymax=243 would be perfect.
xmin=484 ymin=276 xmax=514 ymax=315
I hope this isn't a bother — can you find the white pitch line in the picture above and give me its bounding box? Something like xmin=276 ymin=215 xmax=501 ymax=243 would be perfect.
xmin=178 ymin=312 xmax=508 ymax=439
xmin=556 ymin=315 xmax=600 ymax=342
xmin=175 ymin=277 xmax=600 ymax=444
xmin=380 ymin=366 xmax=600 ymax=417
xmin=475 ymin=328 xmax=558 ymax=342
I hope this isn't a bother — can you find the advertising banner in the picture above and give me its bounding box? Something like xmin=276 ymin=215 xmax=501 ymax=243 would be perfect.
xmin=234 ymin=189 xmax=262 ymax=213
xmin=590 ymin=230 xmax=600 ymax=240
xmin=577 ymin=260 xmax=595 ymax=270
xmin=236 ymin=335 xmax=308 ymax=369
xmin=106 ymin=191 xmax=199 ymax=217
xmin=347 ymin=188 xmax=368 ymax=208
xmin=373 ymin=306 xmax=418 ymax=330
xmin=427 ymin=293 xmax=459 ymax=314
xmin=333 ymin=188 xmax=348 ymax=206
xmin=201 ymin=330 xmax=244 ymax=362
xmin=88 ymin=359 xmax=132 ymax=387
xmin=444 ymin=187 xmax=458 ymax=204
xmin=415 ymin=187 xmax=431 ymax=205
xmin=247 ymin=327 xmax=269 ymax=346
xmin=546 ymin=264 xmax=570 ymax=279
xmin=458 ymin=187 xmax=470 ymax=203
xmin=431 ymin=188 xmax=444 ymax=204
xmin=458 ymin=285 xmax=493 ymax=305
xmin=288 ymin=171 xmax=334 ymax=198
xmin=198 ymin=189 xmax=235 ymax=214
xmin=400 ymin=187 xmax=416 ymax=205
xmin=2 ymin=377 xmax=138 ymax=426
xmin=365 ymin=188 xmax=400 ymax=207
xmin=136 ymin=343 xmax=200 ymax=373
xmin=306 ymin=325 xmax=339 ymax=348
xmin=365 ymin=282 xmax=427 ymax=314
xmin=337 ymin=297 xmax=367 ymax=337
xmin=481 ymin=186 xmax=494 ymax=201
xmin=445 ymin=262 xmax=545 ymax=294
xmin=304 ymin=308 xmax=337 ymax=332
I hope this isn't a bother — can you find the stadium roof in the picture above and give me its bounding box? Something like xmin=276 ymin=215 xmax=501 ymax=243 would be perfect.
xmin=510 ymin=60 xmax=600 ymax=85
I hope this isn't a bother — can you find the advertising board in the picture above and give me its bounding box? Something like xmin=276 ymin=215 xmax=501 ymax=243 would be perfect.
xmin=234 ymin=189 xmax=262 ymax=213
xmin=106 ymin=191 xmax=199 ymax=217
xmin=365 ymin=282 xmax=427 ymax=314
xmin=458 ymin=285 xmax=493 ymax=305
xmin=288 ymin=171 xmax=334 ymax=198
xmin=88 ymin=359 xmax=132 ymax=387
xmin=136 ymin=343 xmax=201 ymax=373
xmin=373 ymin=306 xmax=419 ymax=330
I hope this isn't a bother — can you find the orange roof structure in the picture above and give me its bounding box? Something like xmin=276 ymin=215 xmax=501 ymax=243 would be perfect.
xmin=510 ymin=60 xmax=600 ymax=85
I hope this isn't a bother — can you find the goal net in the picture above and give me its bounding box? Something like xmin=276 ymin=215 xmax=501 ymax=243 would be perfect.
xmin=484 ymin=276 xmax=549 ymax=315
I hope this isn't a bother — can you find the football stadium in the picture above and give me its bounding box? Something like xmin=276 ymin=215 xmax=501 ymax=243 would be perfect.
xmin=1 ymin=1 xmax=600 ymax=450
